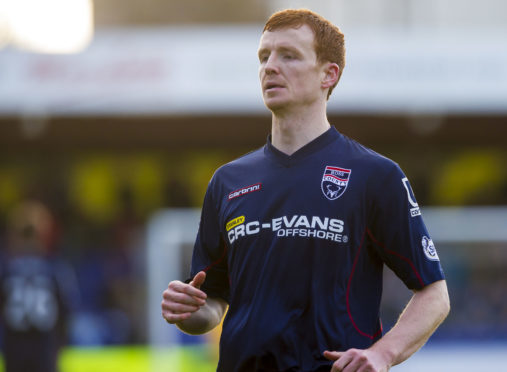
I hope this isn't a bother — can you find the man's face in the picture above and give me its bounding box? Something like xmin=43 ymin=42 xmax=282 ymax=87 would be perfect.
xmin=258 ymin=24 xmax=326 ymax=112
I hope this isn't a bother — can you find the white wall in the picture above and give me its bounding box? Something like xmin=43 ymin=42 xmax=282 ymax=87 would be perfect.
xmin=1 ymin=25 xmax=506 ymax=116
xmin=395 ymin=342 xmax=507 ymax=371
xmin=268 ymin=0 xmax=507 ymax=30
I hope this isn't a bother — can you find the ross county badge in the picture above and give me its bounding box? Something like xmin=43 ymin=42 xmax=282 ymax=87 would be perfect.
xmin=321 ymin=166 xmax=351 ymax=200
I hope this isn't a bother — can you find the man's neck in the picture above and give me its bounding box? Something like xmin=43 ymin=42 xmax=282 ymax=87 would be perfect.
xmin=270 ymin=104 xmax=331 ymax=156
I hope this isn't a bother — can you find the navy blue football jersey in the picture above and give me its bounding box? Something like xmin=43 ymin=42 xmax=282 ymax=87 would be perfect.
xmin=0 ymin=253 xmax=79 ymax=372
xmin=190 ymin=127 xmax=444 ymax=372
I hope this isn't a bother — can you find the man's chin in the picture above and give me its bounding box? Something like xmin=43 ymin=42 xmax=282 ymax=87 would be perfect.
xmin=263 ymin=98 xmax=289 ymax=112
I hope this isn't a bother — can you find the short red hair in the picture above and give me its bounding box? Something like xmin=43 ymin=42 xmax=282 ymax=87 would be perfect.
xmin=263 ymin=9 xmax=346 ymax=98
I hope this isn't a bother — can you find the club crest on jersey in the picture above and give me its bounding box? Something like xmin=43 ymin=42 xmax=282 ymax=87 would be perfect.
xmin=321 ymin=166 xmax=351 ymax=200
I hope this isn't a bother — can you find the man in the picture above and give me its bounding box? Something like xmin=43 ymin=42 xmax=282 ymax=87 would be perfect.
xmin=0 ymin=201 xmax=79 ymax=372
xmin=162 ymin=9 xmax=450 ymax=372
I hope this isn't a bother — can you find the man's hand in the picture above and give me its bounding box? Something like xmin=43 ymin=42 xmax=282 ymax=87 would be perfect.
xmin=161 ymin=271 xmax=208 ymax=324
xmin=323 ymin=349 xmax=390 ymax=372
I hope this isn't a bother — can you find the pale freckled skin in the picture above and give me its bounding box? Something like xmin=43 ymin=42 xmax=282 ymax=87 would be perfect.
xmin=257 ymin=25 xmax=327 ymax=114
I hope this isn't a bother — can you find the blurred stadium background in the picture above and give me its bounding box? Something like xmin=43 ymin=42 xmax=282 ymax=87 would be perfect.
xmin=0 ymin=0 xmax=506 ymax=370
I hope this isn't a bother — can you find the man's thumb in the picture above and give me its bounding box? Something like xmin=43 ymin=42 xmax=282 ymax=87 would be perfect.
xmin=190 ymin=271 xmax=206 ymax=289
xmin=323 ymin=350 xmax=342 ymax=361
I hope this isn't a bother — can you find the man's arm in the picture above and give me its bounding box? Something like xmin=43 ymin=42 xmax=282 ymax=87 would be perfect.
xmin=324 ymin=279 xmax=450 ymax=372
xmin=176 ymin=296 xmax=228 ymax=335
xmin=370 ymin=279 xmax=450 ymax=367
xmin=161 ymin=271 xmax=228 ymax=335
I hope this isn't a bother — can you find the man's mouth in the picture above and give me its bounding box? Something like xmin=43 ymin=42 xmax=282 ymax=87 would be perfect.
xmin=265 ymin=83 xmax=284 ymax=91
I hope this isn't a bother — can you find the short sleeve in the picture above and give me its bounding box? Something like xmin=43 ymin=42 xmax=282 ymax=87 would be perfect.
xmin=368 ymin=164 xmax=445 ymax=290
xmin=190 ymin=180 xmax=230 ymax=303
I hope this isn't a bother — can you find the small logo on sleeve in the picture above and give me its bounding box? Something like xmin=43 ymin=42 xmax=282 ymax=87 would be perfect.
xmin=402 ymin=177 xmax=421 ymax=217
xmin=422 ymin=236 xmax=439 ymax=261
xmin=228 ymin=183 xmax=262 ymax=200
xmin=321 ymin=166 xmax=351 ymax=200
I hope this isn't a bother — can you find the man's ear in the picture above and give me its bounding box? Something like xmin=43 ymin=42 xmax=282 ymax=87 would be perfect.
xmin=321 ymin=63 xmax=340 ymax=89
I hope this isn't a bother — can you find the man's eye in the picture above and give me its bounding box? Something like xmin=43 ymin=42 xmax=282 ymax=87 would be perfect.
xmin=283 ymin=54 xmax=294 ymax=60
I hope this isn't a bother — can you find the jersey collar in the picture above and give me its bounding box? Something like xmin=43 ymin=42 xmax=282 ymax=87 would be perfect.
xmin=264 ymin=126 xmax=340 ymax=167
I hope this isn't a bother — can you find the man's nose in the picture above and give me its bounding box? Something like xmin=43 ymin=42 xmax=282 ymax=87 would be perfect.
xmin=264 ymin=55 xmax=279 ymax=74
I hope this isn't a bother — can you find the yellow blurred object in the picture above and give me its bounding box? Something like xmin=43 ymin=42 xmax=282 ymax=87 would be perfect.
xmin=69 ymin=157 xmax=119 ymax=223
xmin=0 ymin=169 xmax=22 ymax=212
xmin=121 ymin=156 xmax=164 ymax=218
xmin=54 ymin=345 xmax=216 ymax=372
xmin=68 ymin=154 xmax=167 ymax=223
xmin=431 ymin=150 xmax=506 ymax=205
xmin=185 ymin=152 xmax=232 ymax=206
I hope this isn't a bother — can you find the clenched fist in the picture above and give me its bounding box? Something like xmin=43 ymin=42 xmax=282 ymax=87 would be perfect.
xmin=161 ymin=271 xmax=208 ymax=324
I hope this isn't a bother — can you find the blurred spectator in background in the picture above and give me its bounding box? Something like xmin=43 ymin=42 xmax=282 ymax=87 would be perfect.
xmin=0 ymin=201 xmax=80 ymax=372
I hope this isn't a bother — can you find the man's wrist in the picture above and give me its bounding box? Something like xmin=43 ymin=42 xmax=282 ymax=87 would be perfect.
xmin=368 ymin=340 xmax=397 ymax=370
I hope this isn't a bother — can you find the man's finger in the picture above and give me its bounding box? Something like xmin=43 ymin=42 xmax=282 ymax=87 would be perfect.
xmin=323 ymin=350 xmax=342 ymax=361
xmin=161 ymin=300 xmax=200 ymax=314
xmin=163 ymin=311 xmax=192 ymax=324
xmin=166 ymin=282 xmax=207 ymax=300
xmin=190 ymin=271 xmax=206 ymax=289
xmin=163 ymin=288 xmax=205 ymax=305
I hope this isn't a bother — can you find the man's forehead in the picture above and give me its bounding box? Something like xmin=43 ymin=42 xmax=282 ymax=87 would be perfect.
xmin=258 ymin=25 xmax=315 ymax=49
